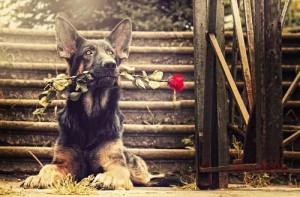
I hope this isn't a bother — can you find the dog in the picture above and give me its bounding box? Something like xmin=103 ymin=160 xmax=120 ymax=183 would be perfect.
xmin=21 ymin=16 xmax=151 ymax=190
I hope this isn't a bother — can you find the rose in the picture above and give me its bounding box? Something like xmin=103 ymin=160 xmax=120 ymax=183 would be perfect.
xmin=168 ymin=74 xmax=184 ymax=92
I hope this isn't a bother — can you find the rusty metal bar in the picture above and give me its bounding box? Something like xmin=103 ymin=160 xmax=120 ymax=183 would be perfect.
xmin=231 ymin=0 xmax=254 ymax=110
xmin=199 ymin=164 xmax=300 ymax=173
xmin=282 ymin=71 xmax=300 ymax=106
xmin=209 ymin=34 xmax=249 ymax=125
xmin=283 ymin=130 xmax=300 ymax=147
xmin=281 ymin=0 xmax=292 ymax=28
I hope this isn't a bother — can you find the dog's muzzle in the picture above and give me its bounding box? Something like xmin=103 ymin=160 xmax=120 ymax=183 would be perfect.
xmin=89 ymin=60 xmax=118 ymax=87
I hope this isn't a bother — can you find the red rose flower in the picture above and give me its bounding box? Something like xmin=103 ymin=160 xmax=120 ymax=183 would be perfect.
xmin=168 ymin=74 xmax=184 ymax=92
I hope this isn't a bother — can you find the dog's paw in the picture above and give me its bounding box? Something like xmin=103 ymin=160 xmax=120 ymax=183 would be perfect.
xmin=92 ymin=171 xmax=133 ymax=190
xmin=21 ymin=164 xmax=66 ymax=189
xmin=21 ymin=175 xmax=50 ymax=189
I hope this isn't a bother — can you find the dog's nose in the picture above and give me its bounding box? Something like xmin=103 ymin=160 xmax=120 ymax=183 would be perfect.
xmin=103 ymin=60 xmax=116 ymax=70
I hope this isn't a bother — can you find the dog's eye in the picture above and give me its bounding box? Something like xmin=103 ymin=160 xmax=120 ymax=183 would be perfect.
xmin=107 ymin=49 xmax=114 ymax=56
xmin=85 ymin=50 xmax=93 ymax=55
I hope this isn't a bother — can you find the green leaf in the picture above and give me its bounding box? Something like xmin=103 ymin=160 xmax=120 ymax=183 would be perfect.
xmin=76 ymin=81 xmax=88 ymax=93
xmin=56 ymin=73 xmax=68 ymax=79
xmin=148 ymin=81 xmax=161 ymax=89
xmin=121 ymin=65 xmax=135 ymax=74
xmin=33 ymin=107 xmax=46 ymax=115
xmin=135 ymin=78 xmax=146 ymax=89
xmin=149 ymin=70 xmax=163 ymax=81
xmin=142 ymin=71 xmax=150 ymax=83
xmin=39 ymin=96 xmax=50 ymax=107
xmin=53 ymin=79 xmax=69 ymax=91
xmin=142 ymin=71 xmax=147 ymax=77
xmin=84 ymin=72 xmax=94 ymax=81
xmin=70 ymin=92 xmax=82 ymax=101
xmin=120 ymin=71 xmax=135 ymax=81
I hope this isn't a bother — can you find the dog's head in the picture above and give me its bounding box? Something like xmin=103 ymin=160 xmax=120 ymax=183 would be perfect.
xmin=55 ymin=16 xmax=132 ymax=88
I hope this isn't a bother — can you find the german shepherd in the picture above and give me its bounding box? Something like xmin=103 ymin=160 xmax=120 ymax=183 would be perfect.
xmin=21 ymin=17 xmax=150 ymax=190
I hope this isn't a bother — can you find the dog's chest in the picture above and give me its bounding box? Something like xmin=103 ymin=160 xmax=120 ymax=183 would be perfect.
xmin=83 ymin=89 xmax=110 ymax=117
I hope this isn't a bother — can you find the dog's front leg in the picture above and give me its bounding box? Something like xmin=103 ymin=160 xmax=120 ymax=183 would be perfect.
xmin=21 ymin=146 xmax=82 ymax=189
xmin=21 ymin=164 xmax=67 ymax=189
xmin=91 ymin=139 xmax=133 ymax=190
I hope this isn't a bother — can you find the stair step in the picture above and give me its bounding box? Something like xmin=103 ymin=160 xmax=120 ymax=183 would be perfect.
xmin=0 ymin=120 xmax=194 ymax=135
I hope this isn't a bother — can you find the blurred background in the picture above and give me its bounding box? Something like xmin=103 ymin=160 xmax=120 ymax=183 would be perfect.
xmin=1 ymin=0 xmax=300 ymax=32
xmin=0 ymin=0 xmax=193 ymax=31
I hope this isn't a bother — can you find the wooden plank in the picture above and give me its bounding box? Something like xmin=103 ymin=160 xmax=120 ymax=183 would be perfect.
xmin=283 ymin=130 xmax=300 ymax=147
xmin=0 ymin=99 xmax=194 ymax=110
xmin=0 ymin=120 xmax=194 ymax=135
xmin=0 ymin=146 xmax=195 ymax=160
xmin=229 ymin=27 xmax=238 ymax=124
xmin=209 ymin=33 xmax=249 ymax=125
xmin=0 ymin=42 xmax=194 ymax=54
xmin=0 ymin=79 xmax=195 ymax=90
xmin=0 ymin=62 xmax=194 ymax=73
xmin=243 ymin=0 xmax=256 ymax=96
xmin=231 ymin=0 xmax=254 ymax=110
xmin=282 ymin=71 xmax=300 ymax=106
xmin=281 ymin=0 xmax=292 ymax=28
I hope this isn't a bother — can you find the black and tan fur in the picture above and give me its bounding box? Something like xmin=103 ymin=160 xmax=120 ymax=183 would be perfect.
xmin=21 ymin=17 xmax=150 ymax=190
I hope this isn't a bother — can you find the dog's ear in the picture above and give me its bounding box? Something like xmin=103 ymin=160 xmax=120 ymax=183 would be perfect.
xmin=55 ymin=16 xmax=83 ymax=59
xmin=106 ymin=18 xmax=132 ymax=59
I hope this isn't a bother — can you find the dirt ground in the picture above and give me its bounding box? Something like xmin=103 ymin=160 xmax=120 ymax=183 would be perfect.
xmin=1 ymin=180 xmax=300 ymax=197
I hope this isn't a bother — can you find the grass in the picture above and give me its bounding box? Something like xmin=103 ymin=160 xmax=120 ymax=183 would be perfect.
xmin=0 ymin=186 xmax=13 ymax=195
xmin=244 ymin=172 xmax=271 ymax=187
xmin=231 ymin=135 xmax=271 ymax=188
xmin=231 ymin=135 xmax=243 ymax=159
xmin=179 ymin=177 xmax=197 ymax=190
xmin=50 ymin=174 xmax=95 ymax=195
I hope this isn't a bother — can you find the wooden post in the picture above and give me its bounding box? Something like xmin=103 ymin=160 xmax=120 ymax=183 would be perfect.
xmin=215 ymin=0 xmax=229 ymax=188
xmin=200 ymin=0 xmax=219 ymax=188
xmin=194 ymin=0 xmax=229 ymax=189
xmin=253 ymin=0 xmax=283 ymax=168
xmin=193 ymin=0 xmax=208 ymax=189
